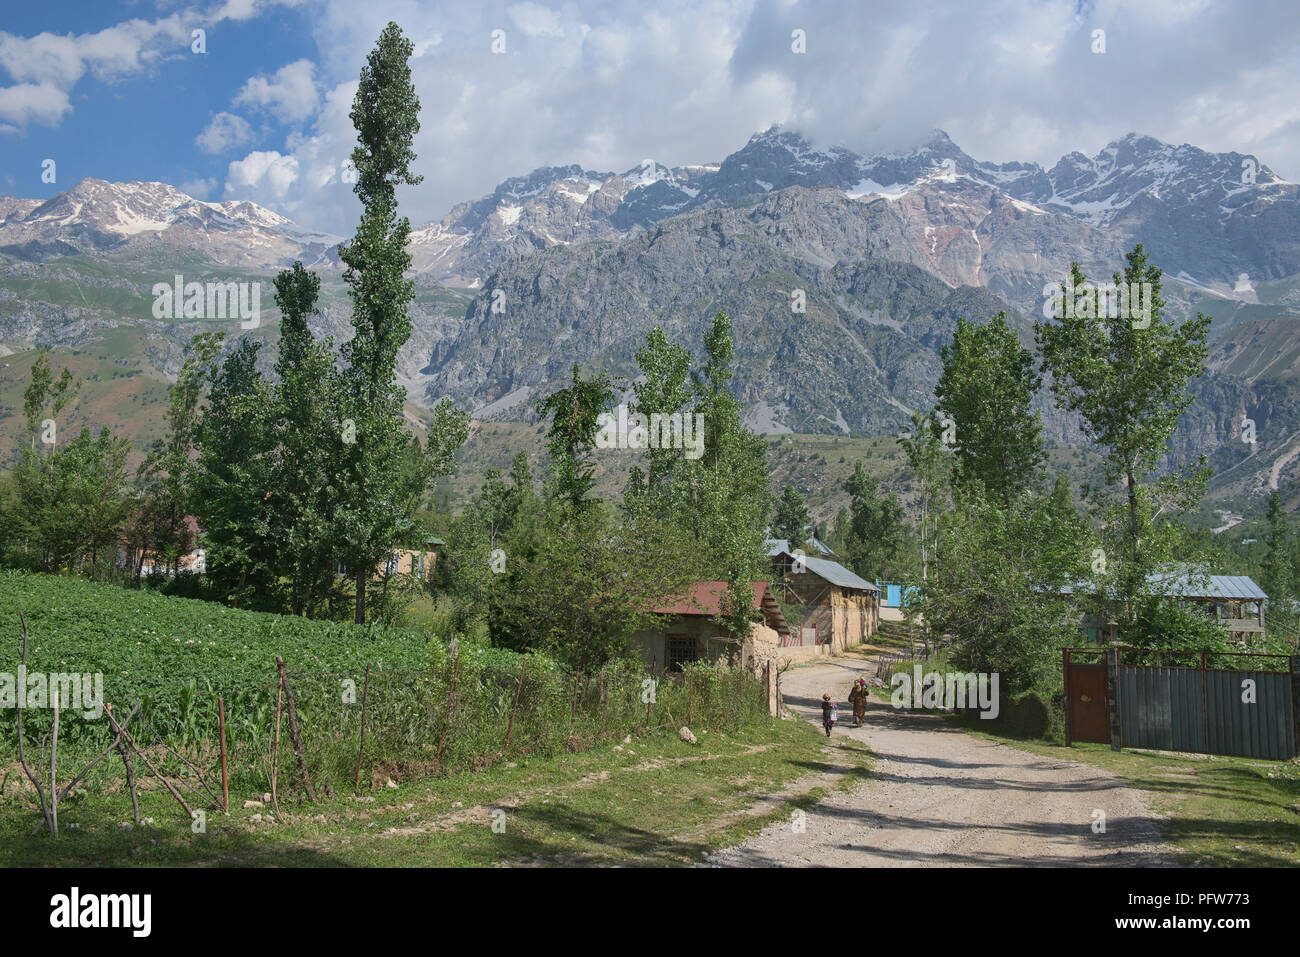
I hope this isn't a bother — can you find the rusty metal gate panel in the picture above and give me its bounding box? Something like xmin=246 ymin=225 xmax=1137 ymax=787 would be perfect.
xmin=1205 ymin=670 xmax=1295 ymax=760
xmin=1116 ymin=666 xmax=1205 ymax=753
xmin=1065 ymin=662 xmax=1110 ymax=744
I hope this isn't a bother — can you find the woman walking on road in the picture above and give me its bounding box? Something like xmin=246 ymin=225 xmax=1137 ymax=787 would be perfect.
xmin=848 ymin=677 xmax=868 ymax=727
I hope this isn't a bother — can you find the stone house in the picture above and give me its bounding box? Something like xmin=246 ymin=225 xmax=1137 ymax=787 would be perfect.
xmin=633 ymin=581 xmax=791 ymax=673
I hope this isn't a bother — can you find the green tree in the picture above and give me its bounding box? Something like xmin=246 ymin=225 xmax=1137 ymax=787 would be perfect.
xmin=22 ymin=350 xmax=78 ymax=454
xmin=899 ymin=411 xmax=952 ymax=585
xmin=534 ymin=362 xmax=616 ymax=514
xmin=771 ymin=484 xmax=810 ymax=546
xmin=935 ymin=312 xmax=1043 ymax=505
xmin=626 ymin=326 xmax=693 ymax=514
xmin=1036 ymin=244 xmax=1211 ymax=611
xmin=13 ymin=427 xmax=130 ymax=574
xmin=683 ymin=313 xmax=771 ymax=637
xmin=841 ymin=462 xmax=906 ymax=581
xmin=1261 ymin=491 xmax=1292 ymax=603
xmin=926 ymin=488 xmax=1088 ymax=694
xmin=137 ymin=333 xmax=223 ymax=578
xmin=268 ymin=263 xmax=344 ymax=616
xmin=486 ymin=500 xmax=697 ymax=670
xmin=194 ymin=337 xmax=279 ymax=609
xmin=336 ymin=22 xmax=467 ymax=623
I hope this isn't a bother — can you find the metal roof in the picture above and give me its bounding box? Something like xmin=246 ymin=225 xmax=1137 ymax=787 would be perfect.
xmin=1052 ymin=571 xmax=1267 ymax=601
xmin=764 ymin=537 xmax=835 ymax=557
xmin=1147 ymin=572 xmax=1267 ymax=601
xmin=770 ymin=549 xmax=878 ymax=592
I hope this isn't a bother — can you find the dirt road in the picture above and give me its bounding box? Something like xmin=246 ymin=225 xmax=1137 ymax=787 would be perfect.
xmin=708 ymin=656 xmax=1174 ymax=867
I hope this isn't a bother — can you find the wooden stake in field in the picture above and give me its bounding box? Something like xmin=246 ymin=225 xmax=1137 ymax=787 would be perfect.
xmin=106 ymin=702 xmax=140 ymax=825
xmin=49 ymin=697 xmax=59 ymax=838
xmin=270 ymin=668 xmax=284 ymax=813
xmin=16 ymin=612 xmax=53 ymax=835
xmin=275 ymin=657 xmax=316 ymax=802
xmin=116 ymin=722 xmax=193 ymax=820
xmin=686 ymin=664 xmax=694 ymax=727
xmin=354 ymin=663 xmax=370 ymax=795
xmin=217 ymin=694 xmax=229 ymax=813
xmin=504 ymin=658 xmax=528 ymax=752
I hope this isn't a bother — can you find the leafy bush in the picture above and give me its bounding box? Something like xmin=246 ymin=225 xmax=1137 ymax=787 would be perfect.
xmin=984 ymin=689 xmax=1059 ymax=740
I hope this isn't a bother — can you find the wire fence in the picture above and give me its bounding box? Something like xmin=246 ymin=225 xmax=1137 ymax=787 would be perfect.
xmin=4 ymin=651 xmax=771 ymax=833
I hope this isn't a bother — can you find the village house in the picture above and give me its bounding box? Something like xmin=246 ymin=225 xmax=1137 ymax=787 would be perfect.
xmin=767 ymin=543 xmax=879 ymax=658
xmin=633 ymin=580 xmax=791 ymax=673
xmin=337 ymin=536 xmax=445 ymax=582
xmin=1050 ymin=570 xmax=1269 ymax=645
xmin=380 ymin=536 xmax=444 ymax=582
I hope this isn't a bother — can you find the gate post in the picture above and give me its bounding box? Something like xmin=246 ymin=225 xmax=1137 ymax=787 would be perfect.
xmin=1291 ymin=656 xmax=1300 ymax=759
xmin=1063 ymin=648 xmax=1072 ymax=748
xmin=1106 ymin=647 xmax=1122 ymax=752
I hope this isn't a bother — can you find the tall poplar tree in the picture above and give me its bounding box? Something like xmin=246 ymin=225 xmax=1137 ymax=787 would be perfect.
xmin=337 ymin=22 xmax=467 ymax=622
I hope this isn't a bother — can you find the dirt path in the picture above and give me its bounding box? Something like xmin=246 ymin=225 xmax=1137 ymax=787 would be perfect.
xmin=708 ymin=656 xmax=1175 ymax=867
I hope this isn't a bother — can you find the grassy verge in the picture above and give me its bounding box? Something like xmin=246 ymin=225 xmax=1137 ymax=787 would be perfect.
xmin=962 ymin=725 xmax=1300 ymax=866
xmin=0 ymin=716 xmax=872 ymax=867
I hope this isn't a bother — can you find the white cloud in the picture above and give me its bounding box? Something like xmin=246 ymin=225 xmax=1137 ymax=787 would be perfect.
xmin=196 ymin=112 xmax=255 ymax=154
xmin=0 ymin=81 xmax=70 ymax=127
xmin=225 ymin=150 xmax=299 ymax=201
xmin=197 ymin=0 xmax=1300 ymax=237
xmin=412 ymin=32 xmax=443 ymax=58
xmin=0 ymin=13 xmax=190 ymax=134
xmin=234 ymin=59 xmax=320 ymax=123
xmin=180 ymin=176 xmax=218 ymax=199
xmin=0 ymin=16 xmax=190 ymax=87
xmin=507 ymin=3 xmax=565 ymax=39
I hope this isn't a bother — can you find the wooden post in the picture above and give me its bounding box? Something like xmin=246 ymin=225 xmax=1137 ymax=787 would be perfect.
xmin=354 ymin=663 xmax=370 ymax=795
xmin=217 ymin=695 xmax=229 ymax=813
xmin=117 ymin=723 xmax=193 ymax=819
xmin=49 ymin=697 xmax=58 ymax=838
xmin=504 ymin=658 xmax=527 ymax=752
xmin=106 ymin=703 xmax=140 ymax=825
xmin=435 ymin=649 xmax=461 ymax=771
xmin=686 ymin=664 xmax=694 ymax=726
xmin=275 ymin=657 xmax=316 ymax=801
xmin=270 ymin=670 xmax=284 ymax=813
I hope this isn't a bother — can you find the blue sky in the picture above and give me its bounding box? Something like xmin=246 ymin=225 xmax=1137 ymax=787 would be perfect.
xmin=2 ymin=0 xmax=1298 ymax=235
xmin=3 ymin=1 xmax=319 ymax=202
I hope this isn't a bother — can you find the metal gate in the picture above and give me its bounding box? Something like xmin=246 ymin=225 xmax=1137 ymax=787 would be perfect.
xmin=1064 ymin=649 xmax=1298 ymax=760
xmin=1064 ymin=650 xmax=1110 ymax=744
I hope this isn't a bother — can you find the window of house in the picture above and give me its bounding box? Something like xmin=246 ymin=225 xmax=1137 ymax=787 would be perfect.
xmin=666 ymin=635 xmax=698 ymax=673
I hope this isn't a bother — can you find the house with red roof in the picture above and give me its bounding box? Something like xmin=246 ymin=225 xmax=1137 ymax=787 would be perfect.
xmin=635 ymin=580 xmax=791 ymax=674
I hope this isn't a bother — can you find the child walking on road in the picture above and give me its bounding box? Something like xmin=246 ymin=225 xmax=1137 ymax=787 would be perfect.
xmin=821 ymin=693 xmax=837 ymax=736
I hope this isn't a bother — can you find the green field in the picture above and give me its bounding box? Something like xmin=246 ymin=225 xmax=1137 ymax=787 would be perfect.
xmin=0 ymin=571 xmax=447 ymax=705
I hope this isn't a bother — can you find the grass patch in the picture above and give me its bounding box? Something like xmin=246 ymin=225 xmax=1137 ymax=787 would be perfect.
xmin=0 ymin=716 xmax=872 ymax=867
